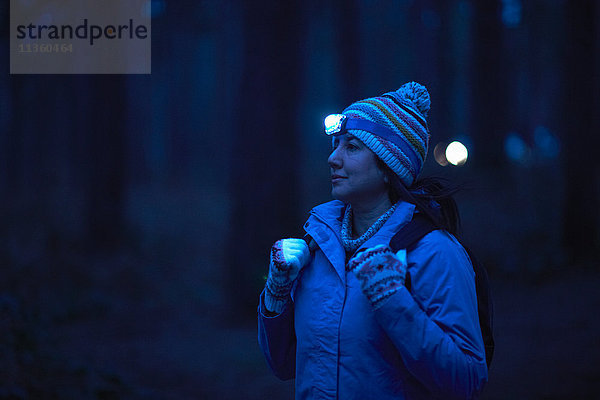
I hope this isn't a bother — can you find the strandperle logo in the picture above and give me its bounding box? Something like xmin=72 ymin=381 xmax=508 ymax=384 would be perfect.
xmin=15 ymin=18 xmax=149 ymax=46
xmin=10 ymin=0 xmax=151 ymax=74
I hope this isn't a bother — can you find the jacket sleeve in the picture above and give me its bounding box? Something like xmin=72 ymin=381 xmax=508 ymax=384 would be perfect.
xmin=257 ymin=289 xmax=296 ymax=380
xmin=374 ymin=230 xmax=488 ymax=399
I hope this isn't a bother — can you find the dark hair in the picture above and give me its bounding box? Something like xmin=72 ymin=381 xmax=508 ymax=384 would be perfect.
xmin=376 ymin=158 xmax=461 ymax=236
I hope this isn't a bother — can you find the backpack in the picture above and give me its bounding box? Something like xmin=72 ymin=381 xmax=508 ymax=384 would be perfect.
xmin=389 ymin=213 xmax=495 ymax=368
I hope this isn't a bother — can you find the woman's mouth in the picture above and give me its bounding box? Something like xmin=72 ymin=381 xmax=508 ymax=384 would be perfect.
xmin=331 ymin=175 xmax=347 ymax=184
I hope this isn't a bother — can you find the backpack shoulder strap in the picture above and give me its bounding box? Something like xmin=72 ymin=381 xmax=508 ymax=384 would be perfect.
xmin=389 ymin=213 xmax=437 ymax=252
xmin=464 ymin=246 xmax=495 ymax=367
xmin=389 ymin=213 xmax=437 ymax=292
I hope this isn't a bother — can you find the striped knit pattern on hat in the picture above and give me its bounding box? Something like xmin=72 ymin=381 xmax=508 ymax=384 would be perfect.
xmin=342 ymin=82 xmax=431 ymax=187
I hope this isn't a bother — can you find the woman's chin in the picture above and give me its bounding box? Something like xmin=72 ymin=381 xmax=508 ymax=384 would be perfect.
xmin=331 ymin=188 xmax=350 ymax=204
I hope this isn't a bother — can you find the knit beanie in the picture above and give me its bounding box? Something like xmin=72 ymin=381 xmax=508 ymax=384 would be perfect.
xmin=334 ymin=82 xmax=431 ymax=187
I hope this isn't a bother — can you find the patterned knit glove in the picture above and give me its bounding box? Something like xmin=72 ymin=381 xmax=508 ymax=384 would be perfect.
xmin=264 ymin=238 xmax=310 ymax=314
xmin=347 ymin=244 xmax=407 ymax=309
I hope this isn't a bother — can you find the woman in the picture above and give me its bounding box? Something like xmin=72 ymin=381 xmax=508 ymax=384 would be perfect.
xmin=258 ymin=82 xmax=488 ymax=399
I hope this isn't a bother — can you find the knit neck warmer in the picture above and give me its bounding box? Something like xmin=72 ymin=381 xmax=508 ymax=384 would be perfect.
xmin=341 ymin=202 xmax=398 ymax=253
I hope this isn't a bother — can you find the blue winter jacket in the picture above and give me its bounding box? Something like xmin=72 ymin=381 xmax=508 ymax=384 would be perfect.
xmin=258 ymin=200 xmax=488 ymax=399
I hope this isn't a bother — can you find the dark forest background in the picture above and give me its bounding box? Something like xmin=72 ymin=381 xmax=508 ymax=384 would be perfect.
xmin=1 ymin=0 xmax=599 ymax=399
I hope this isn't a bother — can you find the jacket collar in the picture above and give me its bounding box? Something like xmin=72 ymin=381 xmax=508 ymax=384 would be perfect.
xmin=304 ymin=200 xmax=416 ymax=284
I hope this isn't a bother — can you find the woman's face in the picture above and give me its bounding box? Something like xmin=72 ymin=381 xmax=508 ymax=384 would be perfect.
xmin=328 ymin=133 xmax=388 ymax=206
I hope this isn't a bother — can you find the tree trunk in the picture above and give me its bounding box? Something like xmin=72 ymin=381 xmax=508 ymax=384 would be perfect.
xmin=471 ymin=0 xmax=507 ymax=168
xmin=562 ymin=1 xmax=600 ymax=265
xmin=84 ymin=76 xmax=127 ymax=250
xmin=227 ymin=1 xmax=305 ymax=318
xmin=333 ymin=0 xmax=360 ymax=105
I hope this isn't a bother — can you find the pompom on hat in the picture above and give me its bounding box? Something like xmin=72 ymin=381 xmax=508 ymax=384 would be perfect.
xmin=324 ymin=82 xmax=431 ymax=187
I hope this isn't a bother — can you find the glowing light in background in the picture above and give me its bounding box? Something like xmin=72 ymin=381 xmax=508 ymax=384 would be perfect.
xmin=501 ymin=0 xmax=522 ymax=27
xmin=533 ymin=126 xmax=560 ymax=159
xmin=504 ymin=132 xmax=531 ymax=164
xmin=445 ymin=141 xmax=468 ymax=166
xmin=434 ymin=142 xmax=449 ymax=166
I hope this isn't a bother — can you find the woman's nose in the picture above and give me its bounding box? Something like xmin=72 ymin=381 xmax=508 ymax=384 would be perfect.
xmin=328 ymin=147 xmax=342 ymax=169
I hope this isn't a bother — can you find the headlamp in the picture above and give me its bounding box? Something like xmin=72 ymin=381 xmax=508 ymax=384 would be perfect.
xmin=324 ymin=114 xmax=347 ymax=135
xmin=324 ymin=113 xmax=403 ymax=143
xmin=323 ymin=113 xmax=422 ymax=170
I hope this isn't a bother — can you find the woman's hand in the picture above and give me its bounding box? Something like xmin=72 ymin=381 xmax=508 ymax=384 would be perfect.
xmin=264 ymin=239 xmax=311 ymax=314
xmin=273 ymin=238 xmax=311 ymax=280
xmin=347 ymin=244 xmax=407 ymax=309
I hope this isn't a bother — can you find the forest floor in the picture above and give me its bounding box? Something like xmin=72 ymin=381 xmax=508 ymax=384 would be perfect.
xmin=48 ymin=267 xmax=600 ymax=400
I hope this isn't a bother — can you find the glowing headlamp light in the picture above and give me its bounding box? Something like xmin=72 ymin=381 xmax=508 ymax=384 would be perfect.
xmin=324 ymin=114 xmax=347 ymax=135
